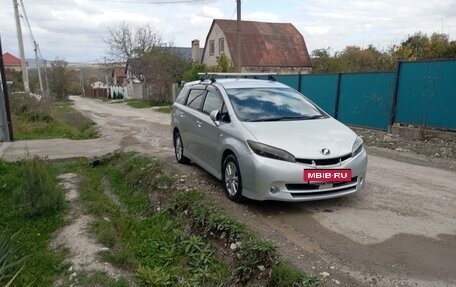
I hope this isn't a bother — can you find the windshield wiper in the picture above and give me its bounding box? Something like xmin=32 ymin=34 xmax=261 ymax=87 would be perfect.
xmin=248 ymin=116 xmax=283 ymax=122
xmin=306 ymin=114 xmax=325 ymax=119
xmin=248 ymin=115 xmax=324 ymax=122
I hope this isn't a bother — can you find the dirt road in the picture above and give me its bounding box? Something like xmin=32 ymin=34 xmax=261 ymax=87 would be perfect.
xmin=1 ymin=96 xmax=455 ymax=287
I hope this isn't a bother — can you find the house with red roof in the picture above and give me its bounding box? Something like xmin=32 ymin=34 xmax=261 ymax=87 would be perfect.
xmin=200 ymin=19 xmax=312 ymax=74
xmin=2 ymin=52 xmax=25 ymax=72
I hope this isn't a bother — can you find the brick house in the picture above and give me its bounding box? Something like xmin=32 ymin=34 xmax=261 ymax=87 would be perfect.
xmin=200 ymin=19 xmax=312 ymax=74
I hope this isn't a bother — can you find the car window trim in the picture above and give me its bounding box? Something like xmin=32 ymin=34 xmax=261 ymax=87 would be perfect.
xmin=202 ymin=87 xmax=224 ymax=115
xmin=186 ymin=88 xmax=207 ymax=110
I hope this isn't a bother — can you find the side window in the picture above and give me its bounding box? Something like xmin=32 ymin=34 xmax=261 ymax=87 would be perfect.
xmin=209 ymin=40 xmax=215 ymax=55
xmin=219 ymin=38 xmax=225 ymax=53
xmin=175 ymin=86 xmax=189 ymax=104
xmin=202 ymin=91 xmax=223 ymax=114
xmin=186 ymin=89 xmax=206 ymax=110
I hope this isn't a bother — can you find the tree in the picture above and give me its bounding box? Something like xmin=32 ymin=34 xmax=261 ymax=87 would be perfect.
xmin=106 ymin=22 xmax=163 ymax=62
xmin=140 ymin=47 xmax=192 ymax=102
xmin=337 ymin=45 xmax=393 ymax=72
xmin=391 ymin=32 xmax=456 ymax=61
xmin=310 ymin=32 xmax=456 ymax=74
xmin=311 ymin=48 xmax=345 ymax=73
xmin=106 ymin=23 xmax=192 ymax=103
xmin=212 ymin=53 xmax=235 ymax=72
xmin=48 ymin=59 xmax=76 ymax=100
xmin=311 ymin=46 xmax=392 ymax=73
xmin=183 ymin=63 xmax=209 ymax=82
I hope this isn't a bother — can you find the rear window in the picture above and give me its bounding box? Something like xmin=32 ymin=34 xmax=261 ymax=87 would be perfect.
xmin=175 ymin=86 xmax=190 ymax=104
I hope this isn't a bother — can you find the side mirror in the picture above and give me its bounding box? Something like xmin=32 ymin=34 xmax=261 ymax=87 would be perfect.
xmin=209 ymin=110 xmax=220 ymax=126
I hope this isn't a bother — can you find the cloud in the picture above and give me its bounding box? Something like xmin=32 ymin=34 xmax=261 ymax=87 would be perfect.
xmin=244 ymin=11 xmax=279 ymax=22
xmin=202 ymin=6 xmax=225 ymax=18
xmin=1 ymin=0 xmax=454 ymax=62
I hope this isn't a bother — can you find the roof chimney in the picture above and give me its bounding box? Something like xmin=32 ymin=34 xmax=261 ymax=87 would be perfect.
xmin=191 ymin=39 xmax=201 ymax=63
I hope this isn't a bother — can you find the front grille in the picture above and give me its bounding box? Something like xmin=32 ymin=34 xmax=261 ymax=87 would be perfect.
xmin=286 ymin=177 xmax=358 ymax=191
xmin=290 ymin=185 xmax=356 ymax=198
xmin=295 ymin=153 xmax=352 ymax=166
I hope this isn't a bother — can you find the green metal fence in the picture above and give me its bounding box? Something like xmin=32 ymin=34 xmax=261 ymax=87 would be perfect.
xmin=275 ymin=59 xmax=456 ymax=131
xmin=394 ymin=60 xmax=456 ymax=130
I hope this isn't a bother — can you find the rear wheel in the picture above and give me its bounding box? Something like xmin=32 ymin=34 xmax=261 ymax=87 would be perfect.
xmin=223 ymin=154 xmax=244 ymax=202
xmin=174 ymin=131 xmax=189 ymax=164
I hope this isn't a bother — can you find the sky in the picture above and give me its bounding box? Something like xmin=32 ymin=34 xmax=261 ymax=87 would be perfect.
xmin=1 ymin=0 xmax=455 ymax=63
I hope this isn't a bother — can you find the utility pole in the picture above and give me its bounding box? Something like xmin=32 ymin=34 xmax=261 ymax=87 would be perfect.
xmin=104 ymin=57 xmax=109 ymax=86
xmin=13 ymin=0 xmax=30 ymax=95
xmin=0 ymin=37 xmax=14 ymax=141
xmin=43 ymin=59 xmax=50 ymax=97
xmin=34 ymin=41 xmax=44 ymax=94
xmin=236 ymin=0 xmax=242 ymax=72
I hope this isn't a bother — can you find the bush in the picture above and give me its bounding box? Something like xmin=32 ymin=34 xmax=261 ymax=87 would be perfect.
xmin=10 ymin=94 xmax=53 ymax=123
xmin=13 ymin=157 xmax=64 ymax=217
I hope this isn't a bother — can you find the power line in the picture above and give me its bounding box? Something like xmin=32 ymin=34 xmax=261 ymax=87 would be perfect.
xmin=93 ymin=0 xmax=205 ymax=3
xmin=19 ymin=0 xmax=36 ymax=44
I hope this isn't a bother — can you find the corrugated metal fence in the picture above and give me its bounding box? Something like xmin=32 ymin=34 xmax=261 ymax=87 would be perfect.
xmin=276 ymin=59 xmax=456 ymax=131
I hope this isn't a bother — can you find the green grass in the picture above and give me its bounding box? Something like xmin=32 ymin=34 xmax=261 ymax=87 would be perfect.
xmin=270 ymin=262 xmax=323 ymax=287
xmin=126 ymin=99 xmax=172 ymax=110
xmin=0 ymin=158 xmax=68 ymax=286
xmin=74 ymin=152 xmax=321 ymax=286
xmin=155 ymin=106 xmax=172 ymax=113
xmin=10 ymin=95 xmax=98 ymax=140
xmin=75 ymin=153 xmax=229 ymax=286
xmin=0 ymin=153 xmax=322 ymax=286
xmin=125 ymin=99 xmax=153 ymax=109
xmin=73 ymin=272 xmax=130 ymax=287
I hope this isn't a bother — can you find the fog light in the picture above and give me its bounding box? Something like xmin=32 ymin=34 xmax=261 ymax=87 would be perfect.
xmin=359 ymin=177 xmax=364 ymax=186
xmin=270 ymin=186 xmax=280 ymax=194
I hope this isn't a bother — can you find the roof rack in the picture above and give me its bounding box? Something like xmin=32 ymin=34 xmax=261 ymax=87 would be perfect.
xmin=198 ymin=72 xmax=278 ymax=82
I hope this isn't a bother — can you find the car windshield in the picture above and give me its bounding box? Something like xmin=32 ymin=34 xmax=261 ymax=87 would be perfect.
xmin=226 ymin=87 xmax=324 ymax=122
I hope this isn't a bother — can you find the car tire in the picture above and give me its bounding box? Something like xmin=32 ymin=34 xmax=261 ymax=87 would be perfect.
xmin=223 ymin=154 xmax=244 ymax=203
xmin=174 ymin=131 xmax=190 ymax=164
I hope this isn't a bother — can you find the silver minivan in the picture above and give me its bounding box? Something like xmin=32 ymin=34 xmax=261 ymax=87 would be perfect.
xmin=171 ymin=73 xmax=367 ymax=202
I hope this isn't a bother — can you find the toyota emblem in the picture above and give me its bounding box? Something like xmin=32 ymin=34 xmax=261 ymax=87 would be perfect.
xmin=320 ymin=148 xmax=330 ymax=155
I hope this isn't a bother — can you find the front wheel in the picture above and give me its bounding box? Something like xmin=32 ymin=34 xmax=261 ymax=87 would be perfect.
xmin=174 ymin=131 xmax=190 ymax=164
xmin=223 ymin=154 xmax=244 ymax=203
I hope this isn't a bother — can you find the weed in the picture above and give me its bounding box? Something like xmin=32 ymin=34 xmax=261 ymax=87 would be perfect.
xmin=100 ymin=249 xmax=136 ymax=271
xmin=92 ymin=219 xmax=118 ymax=248
xmin=136 ymin=265 xmax=180 ymax=286
xmin=13 ymin=156 xmax=64 ymax=218
xmin=0 ymin=159 xmax=67 ymax=286
xmin=126 ymin=99 xmax=153 ymax=109
xmin=73 ymin=153 xmax=317 ymax=286
xmin=10 ymin=95 xmax=98 ymax=140
xmin=235 ymin=238 xmax=276 ymax=282
xmin=171 ymin=195 xmax=245 ymax=241
xmin=74 ymin=272 xmax=131 ymax=287
xmin=269 ymin=262 xmax=323 ymax=287
xmin=0 ymin=231 xmax=28 ymax=285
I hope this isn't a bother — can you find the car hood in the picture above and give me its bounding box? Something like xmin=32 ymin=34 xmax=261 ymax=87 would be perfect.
xmin=241 ymin=118 xmax=357 ymax=159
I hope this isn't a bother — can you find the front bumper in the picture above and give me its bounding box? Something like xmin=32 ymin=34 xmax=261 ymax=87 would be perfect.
xmin=238 ymin=149 xmax=367 ymax=202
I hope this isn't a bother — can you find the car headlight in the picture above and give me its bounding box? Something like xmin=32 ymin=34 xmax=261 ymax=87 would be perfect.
xmin=247 ymin=140 xmax=295 ymax=162
xmin=352 ymin=137 xmax=363 ymax=157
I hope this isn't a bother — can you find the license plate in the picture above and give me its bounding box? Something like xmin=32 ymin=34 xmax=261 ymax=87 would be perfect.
xmin=304 ymin=169 xmax=352 ymax=182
